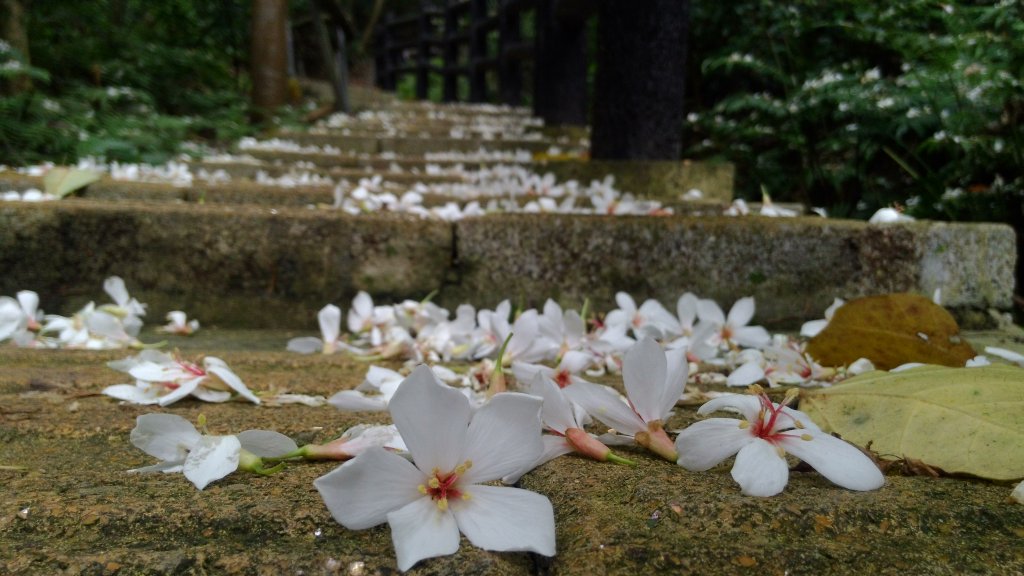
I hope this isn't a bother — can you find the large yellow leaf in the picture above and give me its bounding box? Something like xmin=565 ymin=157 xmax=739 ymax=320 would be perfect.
xmin=800 ymin=364 xmax=1024 ymax=480
xmin=43 ymin=167 xmax=101 ymax=198
xmin=805 ymin=293 xmax=975 ymax=370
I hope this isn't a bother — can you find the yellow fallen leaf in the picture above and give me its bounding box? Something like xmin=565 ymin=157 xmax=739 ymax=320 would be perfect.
xmin=806 ymin=293 xmax=975 ymax=370
xmin=800 ymin=364 xmax=1024 ymax=481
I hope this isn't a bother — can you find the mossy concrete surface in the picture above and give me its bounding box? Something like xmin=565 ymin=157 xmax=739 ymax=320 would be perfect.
xmin=188 ymin=161 xmax=465 ymax=186
xmin=446 ymin=214 xmax=1016 ymax=326
xmin=1 ymin=329 xmax=1022 ymax=575
xmin=539 ymin=159 xmax=735 ymax=203
xmin=241 ymin=149 xmax=528 ymax=171
xmin=276 ymin=131 xmax=555 ymax=155
xmin=0 ymin=200 xmax=451 ymax=329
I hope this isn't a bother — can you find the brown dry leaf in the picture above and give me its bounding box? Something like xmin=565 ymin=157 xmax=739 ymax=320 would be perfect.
xmin=805 ymin=293 xmax=975 ymax=370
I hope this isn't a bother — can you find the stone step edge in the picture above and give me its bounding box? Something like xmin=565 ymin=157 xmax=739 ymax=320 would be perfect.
xmin=0 ymin=201 xmax=1014 ymax=330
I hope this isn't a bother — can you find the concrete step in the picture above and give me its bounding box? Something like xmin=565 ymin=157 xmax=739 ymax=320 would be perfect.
xmin=275 ymin=131 xmax=566 ymax=155
xmin=1 ymin=331 xmax=1022 ymax=575
xmin=0 ymin=201 xmax=1012 ymax=329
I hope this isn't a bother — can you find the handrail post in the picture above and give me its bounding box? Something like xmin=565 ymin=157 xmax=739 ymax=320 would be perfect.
xmin=442 ymin=0 xmax=459 ymax=101
xmin=469 ymin=0 xmax=487 ymax=102
xmin=497 ymin=0 xmax=522 ymax=106
xmin=416 ymin=0 xmax=432 ymax=100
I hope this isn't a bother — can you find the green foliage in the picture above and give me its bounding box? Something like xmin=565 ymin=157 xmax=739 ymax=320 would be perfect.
xmin=685 ymin=0 xmax=1024 ymax=220
xmin=1 ymin=0 xmax=259 ymax=165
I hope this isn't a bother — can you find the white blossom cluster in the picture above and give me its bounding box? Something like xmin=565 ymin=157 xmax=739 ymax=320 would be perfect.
xmin=287 ymin=290 xmax=868 ymax=401
xmin=0 ymin=276 xmax=197 ymax=349
xmin=331 ymin=172 xmax=670 ymax=221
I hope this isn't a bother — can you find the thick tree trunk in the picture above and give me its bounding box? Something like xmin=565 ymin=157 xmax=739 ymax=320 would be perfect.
xmin=532 ymin=0 xmax=590 ymax=126
xmin=590 ymin=0 xmax=689 ymax=160
xmin=1 ymin=0 xmax=32 ymax=93
xmin=251 ymin=0 xmax=289 ymax=113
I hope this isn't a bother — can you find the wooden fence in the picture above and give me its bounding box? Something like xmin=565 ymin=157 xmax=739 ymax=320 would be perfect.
xmin=374 ymin=0 xmax=538 ymax=105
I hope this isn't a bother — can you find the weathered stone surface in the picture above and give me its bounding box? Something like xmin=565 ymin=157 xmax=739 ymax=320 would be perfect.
xmin=277 ymin=131 xmax=554 ymax=155
xmin=242 ymin=149 xmax=527 ymax=171
xmin=0 ymin=200 xmax=450 ymax=328
xmin=540 ymin=159 xmax=735 ymax=203
xmin=445 ymin=214 xmax=1016 ymax=326
xmin=190 ymin=161 xmax=463 ymax=185
xmin=1 ymin=330 xmax=1022 ymax=575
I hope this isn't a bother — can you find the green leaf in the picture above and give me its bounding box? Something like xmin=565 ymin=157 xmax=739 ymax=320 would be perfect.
xmin=42 ymin=167 xmax=101 ymax=198
xmin=806 ymin=293 xmax=976 ymax=370
xmin=800 ymin=364 xmax=1024 ymax=480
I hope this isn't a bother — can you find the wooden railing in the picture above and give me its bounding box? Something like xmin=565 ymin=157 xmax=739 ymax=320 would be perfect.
xmin=374 ymin=0 xmax=538 ymax=105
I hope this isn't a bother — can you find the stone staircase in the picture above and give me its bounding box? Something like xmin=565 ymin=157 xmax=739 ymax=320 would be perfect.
xmin=0 ymin=93 xmax=1014 ymax=329
xmin=1 ymin=90 xmax=1022 ymax=575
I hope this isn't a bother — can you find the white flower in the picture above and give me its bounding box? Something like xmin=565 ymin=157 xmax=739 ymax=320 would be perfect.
xmin=158 ymin=311 xmax=199 ymax=335
xmin=314 ymin=365 xmax=555 ymax=572
xmin=104 ymin=351 xmax=260 ymax=406
xmin=287 ymin=304 xmax=346 ymax=354
xmin=675 ymin=390 xmax=885 ymax=497
xmin=129 ymin=413 xmax=297 ymax=490
xmin=695 ymin=297 xmax=772 ymax=353
xmin=869 ymin=207 xmax=915 ymax=224
xmin=800 ymin=298 xmax=845 ymax=338
xmin=504 ymin=373 xmax=631 ymax=484
xmin=101 ymin=276 xmax=147 ymax=336
xmin=564 ymin=337 xmax=685 ymax=461
xmin=0 ymin=290 xmax=41 ymax=345
xmin=604 ymin=292 xmax=681 ymax=341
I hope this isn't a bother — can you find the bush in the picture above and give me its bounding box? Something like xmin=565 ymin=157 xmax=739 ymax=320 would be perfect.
xmin=685 ymin=0 xmax=1024 ymax=221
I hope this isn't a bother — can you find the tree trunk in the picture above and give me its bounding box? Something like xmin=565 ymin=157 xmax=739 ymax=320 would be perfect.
xmin=1 ymin=0 xmax=32 ymax=94
xmin=590 ymin=0 xmax=689 ymax=160
xmin=251 ymin=0 xmax=289 ymax=114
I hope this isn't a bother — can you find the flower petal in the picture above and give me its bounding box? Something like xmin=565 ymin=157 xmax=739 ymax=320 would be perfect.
xmin=237 ymin=430 xmax=298 ymax=457
xmin=523 ymin=373 xmax=577 ymax=433
xmin=130 ymin=413 xmax=200 ymax=461
xmin=327 ymin=390 xmax=389 ymax=411
xmin=731 ymin=438 xmax=789 ymax=496
xmin=727 ymin=297 xmax=756 ymax=328
xmin=675 ymin=418 xmax=752 ymax=471
xmin=733 ymin=326 xmax=771 ymax=349
xmin=502 ymin=435 xmax=575 ymax=485
xmin=622 ymin=337 xmax=667 ymax=423
xmin=189 ymin=387 xmax=232 ymax=403
xmin=205 ymin=358 xmax=260 ymax=404
xmin=658 ymin=347 xmax=688 ymax=419
xmin=390 ymin=365 xmax=471 ymax=473
xmin=697 ymin=298 xmax=725 ymax=326
xmin=387 ymin=496 xmax=461 ymax=572
xmin=696 ymin=393 xmax=762 ymax=422
xmin=452 ymin=484 xmax=555 ymax=557
xmin=103 ymin=382 xmax=162 ymax=404
xmin=103 ymin=276 xmax=130 ymax=306
xmin=318 ymin=304 xmax=342 ymax=344
xmin=799 ymin=319 xmax=828 ymax=338
xmin=727 ymin=361 xmax=765 ymax=387
xmin=286 ymin=337 xmax=323 ymax=354
xmin=157 ymin=376 xmax=203 ymax=406
xmin=461 ymin=392 xmax=543 ymax=485
xmin=779 ymin=432 xmax=884 ymax=491
xmin=315 ymin=446 xmax=423 ymax=530
xmin=563 ymin=381 xmax=645 ymax=436
xmin=183 ymin=435 xmax=241 ymax=490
